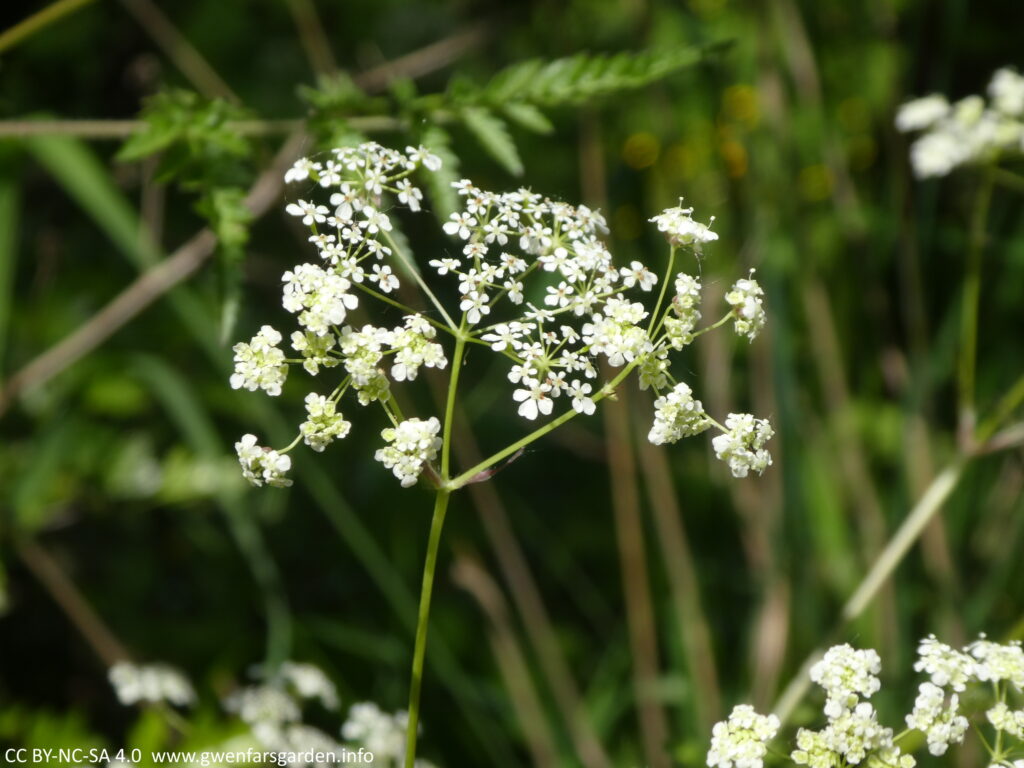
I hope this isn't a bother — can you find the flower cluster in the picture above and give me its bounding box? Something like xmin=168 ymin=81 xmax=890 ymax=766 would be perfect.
xmin=108 ymin=661 xmax=196 ymax=707
xmin=374 ymin=417 xmax=442 ymax=487
xmin=706 ymin=634 xmax=1024 ymax=768
xmin=648 ymin=382 xmax=710 ymax=445
xmin=236 ymin=434 xmax=293 ymax=487
xmin=896 ymin=67 xmax=1024 ymax=178
xmin=706 ymin=704 xmax=780 ymax=768
xmin=230 ymin=141 xmax=774 ymax=489
xmin=711 ymin=413 xmax=774 ymax=478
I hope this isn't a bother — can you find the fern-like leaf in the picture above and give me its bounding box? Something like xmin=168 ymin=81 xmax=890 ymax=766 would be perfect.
xmin=460 ymin=107 xmax=523 ymax=177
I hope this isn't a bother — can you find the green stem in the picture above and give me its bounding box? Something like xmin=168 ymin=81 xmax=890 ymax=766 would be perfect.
xmin=442 ymin=320 xmax=469 ymax=479
xmin=404 ymin=489 xmax=451 ymax=768
xmin=383 ymin=231 xmax=457 ymax=330
xmin=976 ymin=372 xmax=1024 ymax=444
xmin=447 ymin=359 xmax=640 ymax=490
xmin=355 ymin=283 xmax=453 ymax=336
xmin=958 ymin=167 xmax=996 ymax=444
xmin=403 ymin=317 xmax=467 ymax=767
xmin=647 ymin=246 xmax=677 ymax=336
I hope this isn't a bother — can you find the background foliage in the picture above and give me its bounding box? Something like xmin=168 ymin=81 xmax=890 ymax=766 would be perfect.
xmin=0 ymin=0 xmax=1022 ymax=766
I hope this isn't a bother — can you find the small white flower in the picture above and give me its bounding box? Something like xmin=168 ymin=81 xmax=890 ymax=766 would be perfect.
xmin=300 ymin=394 xmax=352 ymax=452
xmin=989 ymin=67 xmax=1024 ymax=117
xmin=235 ymin=434 xmax=292 ymax=488
xmin=284 ymin=157 xmax=319 ymax=184
xmin=914 ymin=635 xmax=974 ymax=691
xmin=650 ymin=202 xmax=718 ymax=250
xmin=513 ymin=380 xmax=553 ymax=420
xmin=285 ymin=200 xmax=329 ymax=225
xmin=279 ymin=661 xmax=339 ymax=710
xmin=986 ymin=701 xmax=1024 ymax=739
xmin=231 ymin=325 xmax=288 ymax=396
xmin=374 ymin=417 xmax=442 ymax=487
xmin=569 ymin=380 xmax=596 ymax=415
xmin=895 ymin=95 xmax=951 ymax=132
xmin=109 ymin=662 xmax=195 ymax=707
xmin=906 ymin=682 xmax=968 ymax=755
xmin=706 ymin=704 xmax=780 ymax=768
xmin=724 ymin=272 xmax=766 ymax=341
xmin=619 ymin=260 xmax=658 ymax=291
xmin=648 ymin=382 xmax=709 ymax=444
xmin=370 ymin=264 xmax=400 ymax=293
xmin=809 ymin=643 xmax=882 ymax=718
xmin=443 ymin=212 xmax=477 ymax=240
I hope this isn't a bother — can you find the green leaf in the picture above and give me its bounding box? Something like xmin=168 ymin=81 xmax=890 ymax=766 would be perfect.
xmin=462 ymin=44 xmax=725 ymax=108
xmin=502 ymin=102 xmax=554 ymax=134
xmin=460 ymin=107 xmax=523 ymax=177
xmin=196 ymin=186 xmax=252 ymax=254
xmin=417 ymin=125 xmax=460 ymax=219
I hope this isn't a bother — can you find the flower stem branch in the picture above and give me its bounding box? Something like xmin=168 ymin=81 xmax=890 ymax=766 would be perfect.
xmin=447 ymin=360 xmax=640 ymax=490
xmin=404 ymin=489 xmax=451 ymax=768
xmin=383 ymin=232 xmax=457 ymax=330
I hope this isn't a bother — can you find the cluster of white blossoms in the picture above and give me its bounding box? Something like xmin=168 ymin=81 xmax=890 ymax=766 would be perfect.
xmin=896 ymin=67 xmax=1024 ymax=178
xmin=374 ymin=417 xmax=442 ymax=487
xmin=706 ymin=704 xmax=780 ymax=768
xmin=707 ymin=634 xmax=1024 ymax=768
xmin=108 ymin=661 xmax=196 ymax=707
xmin=711 ymin=413 xmax=774 ymax=478
xmin=231 ymin=140 xmax=774 ymax=488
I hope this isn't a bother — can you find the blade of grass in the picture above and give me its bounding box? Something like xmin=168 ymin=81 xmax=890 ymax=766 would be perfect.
xmin=0 ymin=177 xmax=19 ymax=371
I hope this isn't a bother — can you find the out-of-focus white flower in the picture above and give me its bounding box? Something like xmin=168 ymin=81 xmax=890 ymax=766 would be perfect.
xmin=792 ymin=702 xmax=914 ymax=768
xmin=905 ymin=682 xmax=968 ymax=755
xmin=985 ymin=701 xmax=1024 ymax=739
xmin=225 ymin=685 xmax=300 ymax=726
xmin=914 ymin=635 xmax=974 ymax=691
xmin=989 ymin=68 xmax=1024 ymax=117
xmin=706 ymin=704 xmax=780 ymax=768
xmin=895 ymin=95 xmax=950 ymax=132
xmin=969 ymin=635 xmax=1024 ymax=688
xmin=280 ymin=661 xmax=339 ymax=710
xmin=342 ymin=702 xmax=410 ymax=761
xmin=109 ymin=662 xmax=195 ymax=707
xmin=711 ymin=413 xmax=773 ymax=479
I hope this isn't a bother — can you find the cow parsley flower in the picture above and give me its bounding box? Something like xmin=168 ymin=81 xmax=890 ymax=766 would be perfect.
xmin=225 ymin=685 xmax=301 ymax=726
xmin=905 ymin=682 xmax=968 ymax=755
xmin=968 ymin=635 xmax=1024 ymax=688
xmin=342 ymin=702 xmax=411 ymax=761
xmin=712 ymin=413 xmax=774 ymax=479
xmin=236 ymin=434 xmax=292 ymax=487
xmin=231 ymin=325 xmax=288 ymax=396
xmin=809 ymin=644 xmax=882 ymax=718
xmin=374 ymin=417 xmax=442 ymax=487
xmin=649 ymin=202 xmax=718 ymax=250
xmin=724 ymin=272 xmax=766 ymax=341
xmin=792 ymin=702 xmax=914 ymax=768
xmin=282 ymin=264 xmax=358 ymax=336
xmin=986 ymin=701 xmax=1024 ymax=739
xmin=109 ymin=662 xmax=196 ymax=707
xmin=649 ymin=382 xmax=710 ymax=445
xmin=706 ymin=705 xmax=780 ymax=768
xmin=895 ymin=95 xmax=951 ymax=132
xmin=279 ymin=661 xmax=339 ymax=710
xmin=897 ymin=67 xmax=1024 ymax=178
xmin=300 ymin=394 xmax=351 ymax=452
xmin=914 ymin=635 xmax=974 ymax=692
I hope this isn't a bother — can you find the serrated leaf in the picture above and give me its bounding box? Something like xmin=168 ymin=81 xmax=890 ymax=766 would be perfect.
xmin=418 ymin=125 xmax=460 ymax=220
xmin=457 ymin=44 xmax=725 ymax=109
xmin=502 ymin=102 xmax=554 ymax=134
xmin=460 ymin=107 xmax=523 ymax=177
